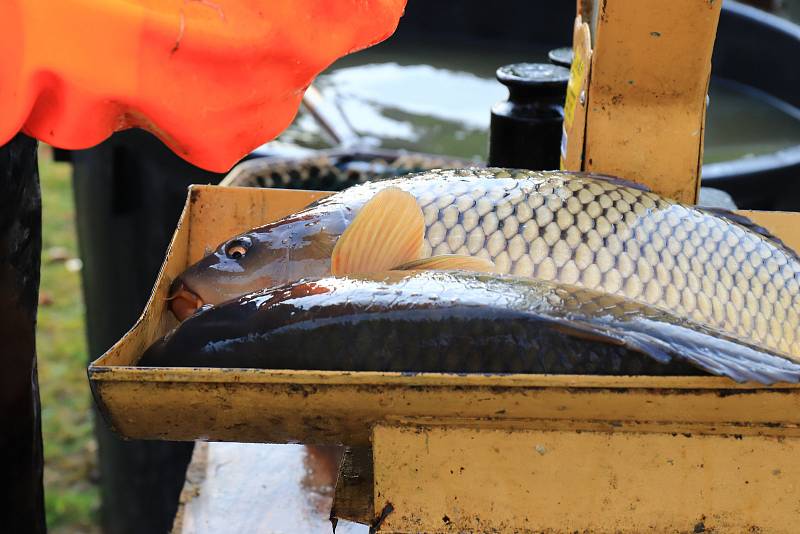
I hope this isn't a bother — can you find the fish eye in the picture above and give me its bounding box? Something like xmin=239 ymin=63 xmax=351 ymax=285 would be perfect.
xmin=224 ymin=236 xmax=252 ymax=259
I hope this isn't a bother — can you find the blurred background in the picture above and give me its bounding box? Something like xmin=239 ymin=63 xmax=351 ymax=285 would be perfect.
xmin=38 ymin=1 xmax=800 ymax=532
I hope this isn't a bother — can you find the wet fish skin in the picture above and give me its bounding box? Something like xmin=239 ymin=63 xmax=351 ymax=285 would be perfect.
xmin=175 ymin=168 xmax=800 ymax=358
xmin=141 ymin=271 xmax=800 ymax=385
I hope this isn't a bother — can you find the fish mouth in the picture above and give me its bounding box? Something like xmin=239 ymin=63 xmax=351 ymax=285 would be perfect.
xmin=168 ymin=279 xmax=204 ymax=322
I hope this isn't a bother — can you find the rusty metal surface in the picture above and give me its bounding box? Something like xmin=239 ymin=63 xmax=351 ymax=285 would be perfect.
xmin=372 ymin=421 xmax=800 ymax=533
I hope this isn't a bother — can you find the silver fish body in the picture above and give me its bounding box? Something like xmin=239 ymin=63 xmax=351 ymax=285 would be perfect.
xmin=176 ymin=169 xmax=800 ymax=359
xmin=143 ymin=271 xmax=800 ymax=384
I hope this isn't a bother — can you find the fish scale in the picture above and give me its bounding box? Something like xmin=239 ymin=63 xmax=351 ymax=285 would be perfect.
xmin=318 ymin=168 xmax=800 ymax=357
xmin=174 ymin=168 xmax=800 ymax=360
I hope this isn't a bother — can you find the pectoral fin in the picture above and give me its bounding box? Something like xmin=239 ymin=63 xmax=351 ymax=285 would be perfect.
xmin=393 ymin=255 xmax=496 ymax=273
xmin=331 ymin=187 xmax=424 ymax=276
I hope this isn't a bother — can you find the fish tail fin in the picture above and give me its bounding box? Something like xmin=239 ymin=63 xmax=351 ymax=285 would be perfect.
xmin=547 ymin=314 xmax=800 ymax=385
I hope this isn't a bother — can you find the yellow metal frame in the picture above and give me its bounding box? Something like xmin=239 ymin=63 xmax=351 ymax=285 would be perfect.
xmin=371 ymin=421 xmax=800 ymax=533
xmin=564 ymin=0 xmax=722 ymax=203
xmin=88 ymin=185 xmax=800 ymax=532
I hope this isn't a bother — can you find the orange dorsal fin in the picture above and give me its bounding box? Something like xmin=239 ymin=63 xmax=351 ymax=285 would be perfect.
xmin=331 ymin=187 xmax=424 ymax=276
xmin=393 ymin=255 xmax=496 ymax=273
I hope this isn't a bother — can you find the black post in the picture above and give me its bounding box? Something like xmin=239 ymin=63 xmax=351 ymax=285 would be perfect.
xmin=0 ymin=133 xmax=46 ymax=533
xmin=70 ymin=129 xmax=225 ymax=533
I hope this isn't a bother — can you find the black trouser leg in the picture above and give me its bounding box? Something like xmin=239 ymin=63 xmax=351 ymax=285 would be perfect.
xmin=0 ymin=133 xmax=46 ymax=533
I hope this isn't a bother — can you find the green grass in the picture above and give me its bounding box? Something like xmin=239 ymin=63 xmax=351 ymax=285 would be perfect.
xmin=37 ymin=146 xmax=100 ymax=533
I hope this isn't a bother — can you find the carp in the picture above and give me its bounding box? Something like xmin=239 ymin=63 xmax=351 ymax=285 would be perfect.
xmin=169 ymin=169 xmax=800 ymax=360
xmin=145 ymin=271 xmax=800 ymax=384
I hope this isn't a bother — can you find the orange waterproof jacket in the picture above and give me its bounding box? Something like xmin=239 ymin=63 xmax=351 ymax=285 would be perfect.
xmin=0 ymin=1 xmax=405 ymax=171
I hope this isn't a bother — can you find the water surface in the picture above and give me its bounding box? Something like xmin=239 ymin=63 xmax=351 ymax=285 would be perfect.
xmin=276 ymin=41 xmax=800 ymax=166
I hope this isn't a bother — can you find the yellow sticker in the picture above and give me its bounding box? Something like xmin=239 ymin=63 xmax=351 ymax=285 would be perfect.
xmin=563 ymin=52 xmax=586 ymax=132
xmin=560 ymin=17 xmax=592 ymax=171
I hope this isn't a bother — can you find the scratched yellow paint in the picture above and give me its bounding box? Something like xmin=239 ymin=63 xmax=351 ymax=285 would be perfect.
xmin=571 ymin=0 xmax=722 ymax=203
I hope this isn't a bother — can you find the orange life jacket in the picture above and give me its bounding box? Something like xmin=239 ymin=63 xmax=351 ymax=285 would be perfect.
xmin=0 ymin=0 xmax=405 ymax=171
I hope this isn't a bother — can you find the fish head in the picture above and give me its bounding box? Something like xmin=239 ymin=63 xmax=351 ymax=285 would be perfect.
xmin=169 ymin=213 xmax=343 ymax=320
xmin=168 ymin=184 xmax=499 ymax=321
